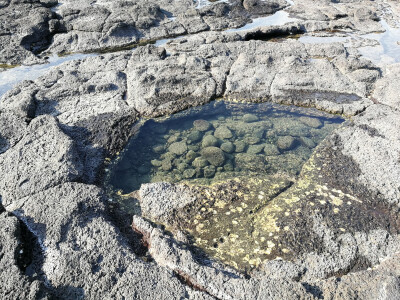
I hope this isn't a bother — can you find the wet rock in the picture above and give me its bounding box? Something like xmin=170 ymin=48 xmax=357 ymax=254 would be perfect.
xmin=168 ymin=141 xmax=187 ymax=155
xmin=185 ymin=150 xmax=198 ymax=162
xmin=243 ymin=113 xmax=259 ymax=123
xmin=264 ymin=144 xmax=280 ymax=156
xmin=247 ymin=144 xmax=265 ymax=154
xmin=151 ymin=159 xmax=162 ymax=167
xmin=220 ymin=141 xmax=235 ymax=153
xmin=244 ymin=136 xmax=261 ymax=145
xmin=234 ymin=140 xmax=247 ymax=152
xmin=224 ymin=162 xmax=234 ymax=172
xmin=204 ymin=165 xmax=216 ymax=178
xmin=277 ymin=136 xmax=296 ymax=151
xmin=183 ymin=168 xmax=196 ymax=179
xmin=153 ymin=144 xmax=165 ymax=153
xmin=177 ymin=163 xmax=189 ymax=172
xmin=214 ymin=125 xmax=233 ymax=139
xmin=299 ymin=116 xmax=323 ymax=128
xmin=193 ymin=119 xmax=212 ymax=132
xmin=192 ymin=157 xmax=209 ymax=168
xmin=235 ymin=153 xmax=266 ymax=172
xmin=187 ymin=129 xmax=203 ymax=142
xmin=201 ymin=147 xmax=225 ymax=167
xmin=161 ymin=159 xmax=173 ymax=171
xmin=301 ymin=137 xmax=317 ymax=149
xmin=202 ymin=135 xmax=219 ymax=148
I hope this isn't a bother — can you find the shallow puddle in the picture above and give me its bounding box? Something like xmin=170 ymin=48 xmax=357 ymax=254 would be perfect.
xmin=107 ymin=101 xmax=343 ymax=193
xmin=358 ymin=20 xmax=400 ymax=65
xmin=0 ymin=53 xmax=95 ymax=98
xmin=226 ymin=11 xmax=298 ymax=33
xmin=106 ymin=101 xmax=344 ymax=271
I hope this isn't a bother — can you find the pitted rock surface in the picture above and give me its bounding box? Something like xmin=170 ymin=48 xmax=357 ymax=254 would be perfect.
xmin=1 ymin=0 xmax=400 ymax=298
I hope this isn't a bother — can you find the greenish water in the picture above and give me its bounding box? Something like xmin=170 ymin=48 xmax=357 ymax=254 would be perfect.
xmin=107 ymin=101 xmax=344 ymax=194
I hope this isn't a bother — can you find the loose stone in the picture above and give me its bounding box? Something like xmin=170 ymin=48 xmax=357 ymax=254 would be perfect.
xmin=201 ymin=147 xmax=225 ymax=167
xmin=192 ymin=157 xmax=209 ymax=168
xmin=188 ymin=130 xmax=203 ymax=142
xmin=220 ymin=142 xmax=235 ymax=153
xmin=277 ymin=136 xmax=296 ymax=151
xmin=169 ymin=141 xmax=188 ymax=155
xmin=202 ymin=135 xmax=219 ymax=148
xmin=214 ymin=125 xmax=233 ymax=139
xmin=264 ymin=144 xmax=280 ymax=156
xmin=247 ymin=144 xmax=265 ymax=154
xmin=299 ymin=116 xmax=323 ymax=128
xmin=193 ymin=119 xmax=211 ymax=131
xmin=234 ymin=141 xmax=247 ymax=153
xmin=204 ymin=165 xmax=216 ymax=178
xmin=243 ymin=114 xmax=259 ymax=123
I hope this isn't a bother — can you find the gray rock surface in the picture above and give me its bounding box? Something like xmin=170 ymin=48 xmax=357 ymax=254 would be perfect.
xmin=0 ymin=0 xmax=54 ymax=65
xmin=1 ymin=0 xmax=400 ymax=298
xmin=5 ymin=183 xmax=189 ymax=299
xmin=0 ymin=210 xmax=50 ymax=299
xmin=0 ymin=115 xmax=83 ymax=206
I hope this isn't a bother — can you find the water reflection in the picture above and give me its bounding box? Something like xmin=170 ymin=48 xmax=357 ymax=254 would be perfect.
xmin=107 ymin=101 xmax=344 ymax=194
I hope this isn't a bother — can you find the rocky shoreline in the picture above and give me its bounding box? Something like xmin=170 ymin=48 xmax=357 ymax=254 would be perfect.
xmin=1 ymin=0 xmax=400 ymax=299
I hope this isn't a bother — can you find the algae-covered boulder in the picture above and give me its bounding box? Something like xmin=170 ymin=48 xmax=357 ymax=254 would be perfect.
xmin=247 ymin=144 xmax=265 ymax=154
xmin=185 ymin=150 xmax=198 ymax=162
xmin=299 ymin=116 xmax=323 ymax=128
xmin=187 ymin=130 xmax=203 ymax=142
xmin=204 ymin=165 xmax=216 ymax=178
xmin=202 ymin=135 xmax=219 ymax=148
xmin=243 ymin=113 xmax=259 ymax=123
xmin=214 ymin=125 xmax=233 ymax=139
xmin=234 ymin=140 xmax=247 ymax=152
xmin=192 ymin=157 xmax=209 ymax=168
xmin=220 ymin=142 xmax=235 ymax=153
xmin=264 ymin=144 xmax=281 ymax=156
xmin=168 ymin=141 xmax=187 ymax=155
xmin=193 ymin=119 xmax=211 ymax=132
xmin=183 ymin=168 xmax=196 ymax=179
xmin=201 ymin=147 xmax=225 ymax=167
xmin=277 ymin=136 xmax=296 ymax=151
xmin=235 ymin=153 xmax=267 ymax=172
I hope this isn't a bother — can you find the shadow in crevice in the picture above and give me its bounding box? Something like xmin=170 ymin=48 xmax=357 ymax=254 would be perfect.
xmin=244 ymin=25 xmax=305 ymax=42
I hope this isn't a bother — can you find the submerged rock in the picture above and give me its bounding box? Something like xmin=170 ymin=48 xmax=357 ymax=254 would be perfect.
xmin=168 ymin=141 xmax=187 ymax=155
xmin=243 ymin=113 xmax=259 ymax=123
xmin=264 ymin=144 xmax=280 ymax=156
xmin=220 ymin=141 xmax=235 ymax=153
xmin=214 ymin=125 xmax=233 ymax=139
xmin=201 ymin=147 xmax=225 ymax=167
xmin=202 ymin=135 xmax=219 ymax=148
xmin=277 ymin=136 xmax=296 ymax=151
xmin=299 ymin=116 xmax=323 ymax=128
xmin=193 ymin=119 xmax=211 ymax=132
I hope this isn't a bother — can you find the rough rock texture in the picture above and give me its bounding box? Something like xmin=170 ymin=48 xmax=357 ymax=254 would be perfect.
xmin=1 ymin=0 xmax=400 ymax=298
xmin=373 ymin=63 xmax=400 ymax=110
xmin=0 ymin=115 xmax=83 ymax=206
xmin=127 ymin=38 xmax=378 ymax=116
xmin=5 ymin=183 xmax=190 ymax=299
xmin=0 ymin=0 xmax=54 ymax=65
xmin=47 ymin=0 xmax=279 ymax=55
xmin=0 ymin=210 xmax=50 ymax=299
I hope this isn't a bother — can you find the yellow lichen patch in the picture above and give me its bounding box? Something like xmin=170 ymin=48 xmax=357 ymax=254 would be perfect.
xmin=330 ymin=195 xmax=343 ymax=206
